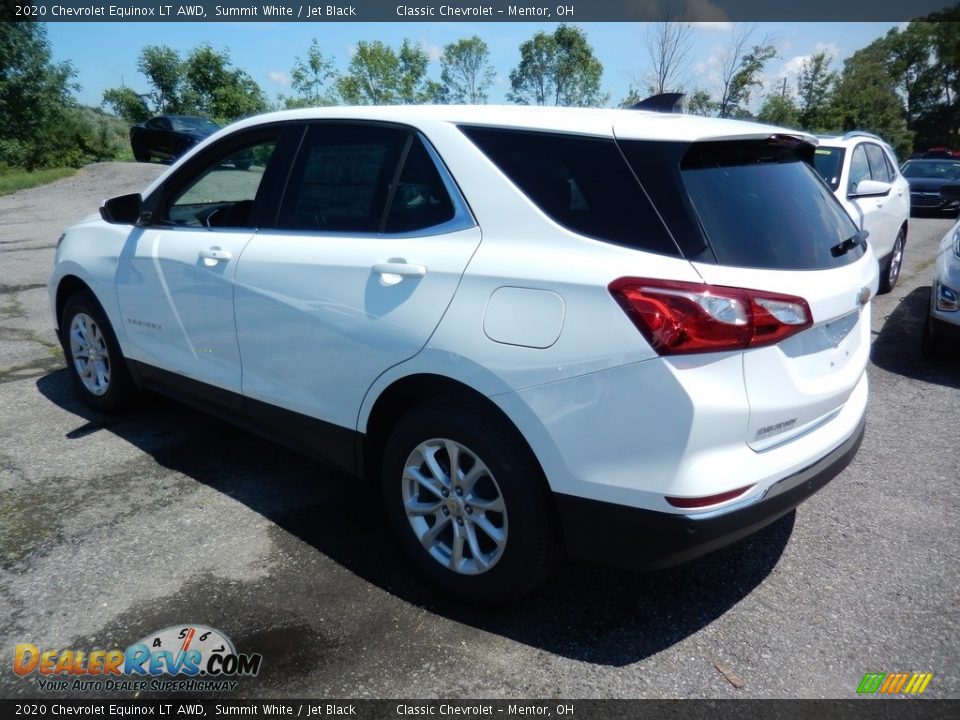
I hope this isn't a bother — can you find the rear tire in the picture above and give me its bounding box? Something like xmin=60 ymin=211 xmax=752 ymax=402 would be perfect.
xmin=381 ymin=400 xmax=560 ymax=605
xmin=60 ymin=292 xmax=139 ymax=413
xmin=132 ymin=142 xmax=150 ymax=163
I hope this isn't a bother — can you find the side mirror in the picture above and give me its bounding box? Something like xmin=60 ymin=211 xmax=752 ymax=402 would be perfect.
xmin=100 ymin=193 xmax=142 ymax=224
xmin=849 ymin=179 xmax=892 ymax=199
xmin=940 ymin=184 xmax=960 ymax=203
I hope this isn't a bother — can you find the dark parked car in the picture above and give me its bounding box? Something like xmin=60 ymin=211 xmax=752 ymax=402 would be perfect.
xmin=130 ymin=116 xmax=228 ymax=164
xmin=901 ymin=158 xmax=960 ymax=214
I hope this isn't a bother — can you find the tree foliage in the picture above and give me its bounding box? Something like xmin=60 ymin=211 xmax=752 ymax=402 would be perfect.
xmin=439 ymin=36 xmax=495 ymax=104
xmin=337 ymin=40 xmax=440 ymax=105
xmin=757 ymin=92 xmax=800 ymax=127
xmin=101 ymin=87 xmax=151 ymax=124
xmin=508 ymin=25 xmax=606 ymax=107
xmin=716 ymin=29 xmax=777 ymax=118
xmin=796 ymin=51 xmax=838 ymax=131
xmin=290 ymin=38 xmax=337 ymax=107
xmin=0 ymin=23 xmax=115 ymax=169
xmin=104 ymin=44 xmax=267 ymax=124
xmin=828 ymin=42 xmax=913 ymax=158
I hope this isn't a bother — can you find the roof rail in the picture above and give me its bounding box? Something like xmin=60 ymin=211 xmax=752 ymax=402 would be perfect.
xmin=842 ymin=130 xmax=883 ymax=142
xmin=630 ymin=93 xmax=685 ymax=114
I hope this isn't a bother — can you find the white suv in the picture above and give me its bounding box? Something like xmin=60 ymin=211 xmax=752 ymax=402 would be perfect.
xmin=50 ymin=106 xmax=876 ymax=603
xmin=813 ymin=132 xmax=910 ymax=293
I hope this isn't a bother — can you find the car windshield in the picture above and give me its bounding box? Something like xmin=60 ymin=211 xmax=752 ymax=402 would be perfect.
xmin=901 ymin=160 xmax=960 ymax=179
xmin=813 ymin=146 xmax=845 ymax=191
xmin=170 ymin=116 xmax=220 ymax=134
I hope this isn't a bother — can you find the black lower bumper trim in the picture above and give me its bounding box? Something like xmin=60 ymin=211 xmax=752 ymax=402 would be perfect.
xmin=554 ymin=416 xmax=866 ymax=570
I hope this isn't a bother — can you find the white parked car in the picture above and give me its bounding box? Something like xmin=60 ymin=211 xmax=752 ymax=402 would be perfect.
xmin=813 ymin=132 xmax=910 ymax=293
xmin=924 ymin=187 xmax=960 ymax=356
xmin=50 ymin=106 xmax=877 ymax=603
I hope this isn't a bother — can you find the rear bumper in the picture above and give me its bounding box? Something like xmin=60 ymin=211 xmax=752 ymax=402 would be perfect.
xmin=555 ymin=415 xmax=865 ymax=570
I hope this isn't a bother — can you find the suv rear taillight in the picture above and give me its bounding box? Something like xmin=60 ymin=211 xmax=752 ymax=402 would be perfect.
xmin=609 ymin=278 xmax=812 ymax=355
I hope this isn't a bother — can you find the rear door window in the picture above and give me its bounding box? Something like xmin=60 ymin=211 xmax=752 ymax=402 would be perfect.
xmin=278 ymin=124 xmax=408 ymax=232
xmin=461 ymin=126 xmax=680 ymax=257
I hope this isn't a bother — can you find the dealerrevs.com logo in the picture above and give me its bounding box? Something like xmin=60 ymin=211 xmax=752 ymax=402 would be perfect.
xmin=13 ymin=625 xmax=262 ymax=693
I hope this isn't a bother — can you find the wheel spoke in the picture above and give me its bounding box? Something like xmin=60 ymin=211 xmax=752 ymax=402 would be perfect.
xmin=443 ymin=439 xmax=461 ymax=482
xmin=421 ymin=515 xmax=451 ymax=548
xmin=405 ymin=498 xmax=442 ymax=516
xmin=463 ymin=522 xmax=490 ymax=571
xmin=467 ymin=495 xmax=505 ymax=514
xmin=449 ymin=524 xmax=466 ymax=570
xmin=404 ymin=465 xmax=446 ymax=499
xmin=461 ymin=463 xmax=486 ymax=494
xmin=423 ymin=445 xmax=451 ymax=485
xmin=473 ymin=515 xmax=506 ymax=547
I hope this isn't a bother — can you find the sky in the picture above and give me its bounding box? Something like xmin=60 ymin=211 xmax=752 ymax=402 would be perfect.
xmin=46 ymin=21 xmax=904 ymax=112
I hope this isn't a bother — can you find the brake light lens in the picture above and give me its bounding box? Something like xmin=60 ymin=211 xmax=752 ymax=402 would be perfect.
xmin=609 ymin=278 xmax=812 ymax=355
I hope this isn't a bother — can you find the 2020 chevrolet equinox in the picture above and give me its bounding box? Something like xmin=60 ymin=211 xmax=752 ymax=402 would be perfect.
xmin=50 ymin=106 xmax=876 ymax=603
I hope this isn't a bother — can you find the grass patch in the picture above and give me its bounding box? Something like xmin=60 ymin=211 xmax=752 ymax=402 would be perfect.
xmin=0 ymin=167 xmax=76 ymax=196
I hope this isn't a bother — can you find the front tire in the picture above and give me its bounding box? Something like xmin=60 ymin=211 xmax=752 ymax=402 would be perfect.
xmin=381 ymin=401 xmax=560 ymax=604
xmin=878 ymin=227 xmax=906 ymax=294
xmin=60 ymin=292 xmax=138 ymax=412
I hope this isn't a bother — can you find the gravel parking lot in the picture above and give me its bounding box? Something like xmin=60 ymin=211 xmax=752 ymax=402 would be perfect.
xmin=0 ymin=162 xmax=957 ymax=699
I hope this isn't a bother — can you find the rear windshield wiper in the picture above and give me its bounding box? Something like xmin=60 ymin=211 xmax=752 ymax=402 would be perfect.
xmin=831 ymin=229 xmax=868 ymax=257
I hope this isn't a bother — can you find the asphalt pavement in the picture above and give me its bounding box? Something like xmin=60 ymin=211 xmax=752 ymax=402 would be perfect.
xmin=0 ymin=162 xmax=957 ymax=699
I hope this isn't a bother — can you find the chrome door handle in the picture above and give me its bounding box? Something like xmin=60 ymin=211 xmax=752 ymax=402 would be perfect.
xmin=198 ymin=248 xmax=232 ymax=262
xmin=372 ymin=262 xmax=426 ymax=278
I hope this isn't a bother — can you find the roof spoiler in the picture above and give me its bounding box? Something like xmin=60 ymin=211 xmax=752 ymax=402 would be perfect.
xmin=630 ymin=93 xmax=686 ymax=114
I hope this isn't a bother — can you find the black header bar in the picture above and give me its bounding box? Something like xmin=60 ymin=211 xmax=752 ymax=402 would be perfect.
xmin=1 ymin=700 xmax=958 ymax=719
xmin=5 ymin=0 xmax=959 ymax=22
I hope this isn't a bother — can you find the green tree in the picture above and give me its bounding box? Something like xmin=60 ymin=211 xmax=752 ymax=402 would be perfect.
xmin=0 ymin=23 xmax=79 ymax=169
xmin=290 ymin=38 xmax=337 ymax=106
xmin=758 ymin=92 xmax=800 ymax=127
xmin=102 ymin=87 xmax=151 ymax=124
xmin=106 ymin=44 xmax=267 ymax=123
xmin=337 ymin=40 xmax=439 ymax=105
xmin=439 ymin=36 xmax=495 ymax=104
xmin=508 ymin=25 xmax=606 ymax=107
xmin=398 ymin=40 xmax=441 ymax=103
xmin=182 ymin=45 xmax=267 ymax=121
xmin=796 ymin=51 xmax=838 ymax=131
xmin=137 ymin=45 xmax=184 ymax=114
xmin=720 ymin=44 xmax=777 ymax=118
xmin=882 ymin=14 xmax=959 ymax=151
xmin=828 ymin=42 xmax=912 ymax=158
xmin=686 ymin=89 xmax=716 ymax=116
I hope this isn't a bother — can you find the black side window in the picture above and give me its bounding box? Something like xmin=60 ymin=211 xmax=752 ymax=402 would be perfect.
xmin=864 ymin=143 xmax=892 ymax=183
xmin=279 ymin=124 xmax=408 ymax=232
xmin=461 ymin=126 xmax=679 ymax=256
xmin=384 ymin=137 xmax=456 ymax=233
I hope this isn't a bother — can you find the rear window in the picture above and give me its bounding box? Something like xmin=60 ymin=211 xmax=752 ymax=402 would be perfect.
xmin=813 ymin=146 xmax=845 ymax=191
xmin=460 ymin=126 xmax=680 ymax=257
xmin=678 ymin=140 xmax=863 ymax=270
